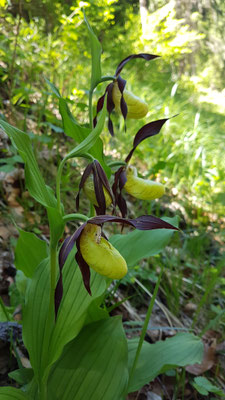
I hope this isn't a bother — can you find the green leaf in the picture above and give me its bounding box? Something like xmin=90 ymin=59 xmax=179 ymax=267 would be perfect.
xmin=8 ymin=368 xmax=34 ymax=385
xmin=45 ymin=77 xmax=61 ymax=98
xmin=0 ymin=387 xmax=29 ymax=399
xmin=47 ymin=317 xmax=128 ymax=400
xmin=128 ymin=332 xmax=204 ymax=393
xmin=22 ymin=258 xmax=54 ymax=384
xmin=59 ymin=98 xmax=89 ymax=143
xmin=83 ymin=10 xmax=102 ymax=90
xmin=65 ymin=97 xmax=107 ymax=159
xmin=15 ymin=229 xmax=48 ymax=277
xmin=192 ymin=377 xmax=225 ymax=397
xmin=110 ymin=216 xmax=178 ymax=267
xmin=0 ymin=120 xmax=56 ymax=207
xmin=59 ymin=97 xmax=110 ymax=176
xmin=47 ymin=207 xmax=65 ymax=247
xmin=23 ymin=249 xmax=107 ymax=383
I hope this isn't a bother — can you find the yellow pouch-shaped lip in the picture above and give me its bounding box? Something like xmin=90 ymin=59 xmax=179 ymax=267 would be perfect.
xmin=112 ymin=82 xmax=148 ymax=119
xmin=79 ymin=224 xmax=127 ymax=279
xmin=124 ymin=165 xmax=165 ymax=200
xmin=83 ymin=177 xmax=112 ymax=208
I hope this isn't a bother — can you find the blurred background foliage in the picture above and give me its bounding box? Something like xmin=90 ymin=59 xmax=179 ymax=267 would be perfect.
xmin=0 ymin=0 xmax=225 ymax=360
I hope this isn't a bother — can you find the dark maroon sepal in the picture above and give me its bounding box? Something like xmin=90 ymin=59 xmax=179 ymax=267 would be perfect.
xmin=54 ymin=269 xmax=63 ymax=319
xmin=94 ymin=82 xmax=115 ymax=136
xmin=125 ymin=118 xmax=169 ymax=163
xmin=94 ymin=160 xmax=114 ymax=205
xmin=117 ymin=75 xmax=127 ymax=121
xmin=89 ymin=214 xmax=179 ymax=231
xmin=55 ymin=223 xmax=88 ymax=316
xmin=112 ymin=166 xmax=128 ymax=217
xmin=115 ymin=53 xmax=160 ymax=77
xmin=92 ymin=160 xmax=113 ymax=215
xmin=75 ymin=249 xmax=91 ymax=296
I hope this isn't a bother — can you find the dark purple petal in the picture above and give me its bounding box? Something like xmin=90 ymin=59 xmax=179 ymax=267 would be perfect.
xmin=76 ymin=163 xmax=93 ymax=211
xmin=55 ymin=224 xmax=87 ymax=318
xmin=92 ymin=163 xmax=106 ymax=215
xmin=125 ymin=118 xmax=169 ymax=163
xmin=75 ymin=250 xmax=91 ymax=295
xmin=112 ymin=166 xmax=128 ymax=217
xmin=59 ymin=224 xmax=86 ymax=269
xmin=129 ymin=215 xmax=179 ymax=231
xmin=108 ymin=117 xmax=114 ymax=136
xmin=117 ymin=75 xmax=127 ymax=121
xmin=106 ymin=82 xmax=115 ymax=114
xmin=133 ymin=118 xmax=169 ymax=148
xmin=89 ymin=214 xmax=179 ymax=231
xmin=96 ymin=93 xmax=106 ymax=113
xmin=54 ymin=269 xmax=63 ymax=318
xmin=94 ymin=160 xmax=114 ymax=205
xmin=115 ymin=53 xmax=160 ymax=77
xmin=117 ymin=192 xmax=127 ymax=218
xmin=119 ymin=168 xmax=127 ymax=189
xmin=112 ymin=166 xmax=123 ymax=201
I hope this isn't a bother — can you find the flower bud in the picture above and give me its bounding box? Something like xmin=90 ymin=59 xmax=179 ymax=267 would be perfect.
xmin=79 ymin=223 xmax=127 ymax=279
xmin=124 ymin=165 xmax=165 ymax=200
xmin=83 ymin=176 xmax=112 ymax=208
xmin=112 ymin=82 xmax=148 ymax=119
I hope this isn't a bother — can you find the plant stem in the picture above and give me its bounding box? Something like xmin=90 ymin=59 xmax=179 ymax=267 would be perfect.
xmin=56 ymin=157 xmax=67 ymax=212
xmin=128 ymin=265 xmax=165 ymax=389
xmin=89 ymin=89 xmax=94 ymax=129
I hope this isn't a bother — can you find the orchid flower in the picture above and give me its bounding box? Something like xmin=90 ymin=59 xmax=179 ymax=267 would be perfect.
xmin=55 ymin=214 xmax=178 ymax=315
xmin=94 ymin=53 xmax=159 ymax=135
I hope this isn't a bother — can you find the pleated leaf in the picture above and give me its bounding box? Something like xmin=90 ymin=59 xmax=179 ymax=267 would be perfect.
xmin=23 ymin=249 xmax=106 ymax=384
xmin=0 ymin=120 xmax=56 ymax=207
xmin=110 ymin=216 xmax=178 ymax=267
xmin=128 ymin=333 xmax=204 ymax=393
xmin=22 ymin=258 xmax=54 ymax=384
xmin=0 ymin=387 xmax=29 ymax=399
xmin=15 ymin=229 xmax=48 ymax=277
xmin=47 ymin=317 xmax=128 ymax=400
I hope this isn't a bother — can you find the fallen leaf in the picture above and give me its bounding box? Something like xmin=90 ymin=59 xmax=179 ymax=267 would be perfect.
xmin=186 ymin=334 xmax=216 ymax=375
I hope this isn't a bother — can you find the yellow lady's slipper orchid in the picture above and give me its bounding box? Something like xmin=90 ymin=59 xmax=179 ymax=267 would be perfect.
xmin=83 ymin=176 xmax=112 ymax=208
xmin=112 ymin=82 xmax=148 ymax=119
xmin=124 ymin=165 xmax=165 ymax=200
xmin=79 ymin=223 xmax=127 ymax=279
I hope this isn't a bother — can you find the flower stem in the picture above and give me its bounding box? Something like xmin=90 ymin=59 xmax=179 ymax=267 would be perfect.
xmin=128 ymin=265 xmax=165 ymax=389
xmin=63 ymin=213 xmax=89 ymax=223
